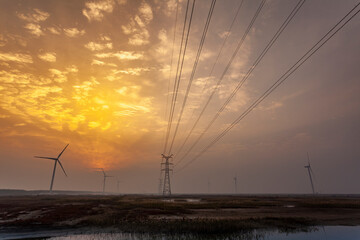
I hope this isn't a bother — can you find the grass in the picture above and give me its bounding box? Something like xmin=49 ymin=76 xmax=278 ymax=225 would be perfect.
xmin=0 ymin=195 xmax=359 ymax=234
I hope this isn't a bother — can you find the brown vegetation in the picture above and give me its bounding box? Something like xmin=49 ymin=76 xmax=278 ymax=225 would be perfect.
xmin=0 ymin=195 xmax=359 ymax=234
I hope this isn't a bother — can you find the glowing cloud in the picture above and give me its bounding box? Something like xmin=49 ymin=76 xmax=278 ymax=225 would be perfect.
xmin=95 ymin=51 xmax=143 ymax=60
xmin=24 ymin=23 xmax=43 ymax=37
xmin=17 ymin=8 xmax=49 ymax=23
xmin=121 ymin=2 xmax=153 ymax=46
xmin=64 ymin=28 xmax=85 ymax=37
xmin=85 ymin=41 xmax=113 ymax=51
xmin=82 ymin=0 xmax=115 ymax=22
xmin=0 ymin=52 xmax=33 ymax=63
xmin=48 ymin=27 xmax=61 ymax=35
xmin=38 ymin=52 xmax=56 ymax=62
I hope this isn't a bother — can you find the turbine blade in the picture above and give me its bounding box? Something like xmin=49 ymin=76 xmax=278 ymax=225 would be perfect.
xmin=34 ymin=156 xmax=57 ymax=160
xmin=57 ymin=160 xmax=68 ymax=177
xmin=57 ymin=144 xmax=69 ymax=159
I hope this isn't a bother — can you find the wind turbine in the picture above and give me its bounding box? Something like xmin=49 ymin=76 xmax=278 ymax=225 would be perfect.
xmin=96 ymin=168 xmax=113 ymax=193
xmin=234 ymin=175 xmax=238 ymax=194
xmin=34 ymin=144 xmax=69 ymax=193
xmin=304 ymin=152 xmax=315 ymax=194
xmin=116 ymin=177 xmax=121 ymax=193
xmin=207 ymin=178 xmax=211 ymax=194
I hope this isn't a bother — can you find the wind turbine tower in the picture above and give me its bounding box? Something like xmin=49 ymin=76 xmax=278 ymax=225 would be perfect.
xmin=116 ymin=178 xmax=121 ymax=193
xmin=304 ymin=152 xmax=315 ymax=194
xmin=96 ymin=168 xmax=113 ymax=193
xmin=34 ymin=144 xmax=69 ymax=193
xmin=207 ymin=178 xmax=211 ymax=194
xmin=161 ymin=154 xmax=173 ymax=196
xmin=234 ymin=175 xmax=238 ymax=194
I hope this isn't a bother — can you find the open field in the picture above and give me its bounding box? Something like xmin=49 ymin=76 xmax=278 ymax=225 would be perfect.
xmin=1 ymin=194 xmax=360 ymax=234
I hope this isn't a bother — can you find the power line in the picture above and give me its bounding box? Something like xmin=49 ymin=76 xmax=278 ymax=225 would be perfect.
xmin=174 ymin=0 xmax=245 ymax=157
xmin=163 ymin=0 xmax=193 ymax=154
xmin=168 ymin=0 xmax=217 ymax=154
xmin=176 ymin=2 xmax=360 ymax=173
xmin=176 ymin=0 xmax=306 ymax=165
xmin=174 ymin=0 xmax=267 ymax=164
xmin=165 ymin=0 xmax=196 ymax=155
xmin=163 ymin=0 xmax=179 ymax=143
xmin=202 ymin=0 xmax=244 ymax=93
xmin=161 ymin=0 xmax=179 ymax=187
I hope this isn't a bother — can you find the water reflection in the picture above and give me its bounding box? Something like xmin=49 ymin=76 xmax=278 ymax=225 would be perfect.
xmin=50 ymin=226 xmax=360 ymax=240
xmin=2 ymin=226 xmax=360 ymax=240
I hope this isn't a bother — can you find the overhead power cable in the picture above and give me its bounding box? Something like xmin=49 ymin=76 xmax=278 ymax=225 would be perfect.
xmin=176 ymin=2 xmax=360 ymax=173
xmin=163 ymin=0 xmax=195 ymax=154
xmin=202 ymin=0 xmax=244 ymax=92
xmin=168 ymin=0 xmax=217 ymax=154
xmin=174 ymin=0 xmax=244 ymax=156
xmin=163 ymin=0 xmax=179 ymax=139
xmin=174 ymin=0 xmax=267 ymax=164
xmin=161 ymin=0 xmax=179 ymax=177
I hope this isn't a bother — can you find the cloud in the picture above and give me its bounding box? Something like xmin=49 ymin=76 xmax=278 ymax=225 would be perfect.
xmin=0 ymin=70 xmax=53 ymax=85
xmin=38 ymin=52 xmax=56 ymax=62
xmin=17 ymin=9 xmax=49 ymax=36
xmin=85 ymin=41 xmax=113 ymax=51
xmin=48 ymin=27 xmax=61 ymax=35
xmin=0 ymin=52 xmax=33 ymax=63
xmin=121 ymin=1 xmax=153 ymax=46
xmin=138 ymin=2 xmax=153 ymax=24
xmin=113 ymin=67 xmax=149 ymax=75
xmin=66 ymin=65 xmax=78 ymax=73
xmin=0 ymin=34 xmax=7 ymax=47
xmin=128 ymin=31 xmax=150 ymax=46
xmin=17 ymin=9 xmax=49 ymax=23
xmin=64 ymin=28 xmax=85 ymax=37
xmin=91 ymin=59 xmax=117 ymax=67
xmin=24 ymin=23 xmax=43 ymax=36
xmin=82 ymin=0 xmax=115 ymax=22
xmin=95 ymin=51 xmax=143 ymax=60
xmin=49 ymin=66 xmax=78 ymax=83
xmin=49 ymin=69 xmax=67 ymax=83
xmin=219 ymin=31 xmax=231 ymax=39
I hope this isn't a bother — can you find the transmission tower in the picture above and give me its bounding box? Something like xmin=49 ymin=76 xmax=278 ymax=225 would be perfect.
xmin=161 ymin=154 xmax=173 ymax=196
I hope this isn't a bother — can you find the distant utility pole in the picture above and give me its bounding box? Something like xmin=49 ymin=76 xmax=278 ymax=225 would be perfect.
xmin=161 ymin=154 xmax=173 ymax=196
xmin=234 ymin=175 xmax=238 ymax=194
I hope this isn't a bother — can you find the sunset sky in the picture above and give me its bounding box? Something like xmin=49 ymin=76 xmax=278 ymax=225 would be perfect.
xmin=0 ymin=0 xmax=359 ymax=194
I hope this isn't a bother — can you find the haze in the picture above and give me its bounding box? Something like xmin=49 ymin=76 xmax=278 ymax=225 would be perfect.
xmin=0 ymin=0 xmax=359 ymax=194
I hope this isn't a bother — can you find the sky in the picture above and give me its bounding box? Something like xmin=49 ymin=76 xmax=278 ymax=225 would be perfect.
xmin=0 ymin=0 xmax=359 ymax=194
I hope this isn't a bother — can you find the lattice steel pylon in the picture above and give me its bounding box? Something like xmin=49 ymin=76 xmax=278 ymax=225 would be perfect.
xmin=161 ymin=154 xmax=173 ymax=196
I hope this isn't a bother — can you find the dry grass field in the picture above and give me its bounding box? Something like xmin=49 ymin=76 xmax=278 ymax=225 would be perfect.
xmin=1 ymin=194 xmax=360 ymax=234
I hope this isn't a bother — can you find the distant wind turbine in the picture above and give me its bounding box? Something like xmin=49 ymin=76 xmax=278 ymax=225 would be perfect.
xmin=234 ymin=175 xmax=238 ymax=194
xmin=304 ymin=152 xmax=316 ymax=194
xmin=96 ymin=168 xmax=113 ymax=193
xmin=207 ymin=178 xmax=211 ymax=194
xmin=34 ymin=144 xmax=69 ymax=193
xmin=116 ymin=178 xmax=121 ymax=193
